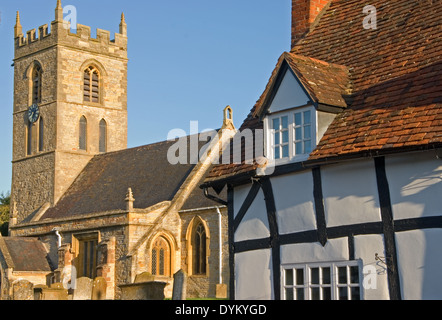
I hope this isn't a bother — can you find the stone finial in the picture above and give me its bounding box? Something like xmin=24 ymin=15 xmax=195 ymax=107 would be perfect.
xmin=14 ymin=11 xmax=23 ymax=38
xmin=119 ymin=12 xmax=127 ymax=36
xmin=55 ymin=0 xmax=63 ymax=22
xmin=125 ymin=188 xmax=135 ymax=211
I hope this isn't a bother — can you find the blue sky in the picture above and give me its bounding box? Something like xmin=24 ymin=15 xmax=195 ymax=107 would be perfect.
xmin=0 ymin=0 xmax=291 ymax=194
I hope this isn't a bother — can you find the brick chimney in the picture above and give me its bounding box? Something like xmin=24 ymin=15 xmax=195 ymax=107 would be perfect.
xmin=292 ymin=0 xmax=330 ymax=47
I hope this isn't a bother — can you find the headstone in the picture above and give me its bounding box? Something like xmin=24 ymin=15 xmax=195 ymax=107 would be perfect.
xmin=13 ymin=280 xmax=34 ymax=300
xmin=119 ymin=282 xmax=167 ymax=300
xmin=41 ymin=283 xmax=68 ymax=300
xmin=73 ymin=277 xmax=93 ymax=300
xmin=134 ymin=272 xmax=155 ymax=283
xmin=92 ymin=277 xmax=107 ymax=300
xmin=34 ymin=285 xmax=48 ymax=301
xmin=172 ymin=269 xmax=187 ymax=300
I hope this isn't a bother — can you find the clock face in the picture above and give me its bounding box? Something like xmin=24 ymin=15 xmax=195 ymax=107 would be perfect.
xmin=28 ymin=104 xmax=40 ymax=123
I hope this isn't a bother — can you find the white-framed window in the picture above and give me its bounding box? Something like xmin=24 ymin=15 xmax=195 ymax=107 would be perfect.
xmin=282 ymin=261 xmax=362 ymax=300
xmin=265 ymin=106 xmax=316 ymax=164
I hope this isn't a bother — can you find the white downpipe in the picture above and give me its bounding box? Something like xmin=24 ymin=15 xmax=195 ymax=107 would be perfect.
xmin=217 ymin=207 xmax=223 ymax=284
xmin=53 ymin=228 xmax=62 ymax=248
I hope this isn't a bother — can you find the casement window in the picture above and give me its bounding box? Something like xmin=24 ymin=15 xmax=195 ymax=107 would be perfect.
xmin=151 ymin=236 xmax=171 ymax=277
xmin=84 ymin=66 xmax=100 ymax=103
xmin=73 ymin=232 xmax=100 ymax=279
xmin=266 ymin=106 xmax=316 ymax=164
xmin=99 ymin=119 xmax=107 ymax=153
xmin=79 ymin=116 xmax=87 ymax=151
xmin=282 ymin=261 xmax=362 ymax=300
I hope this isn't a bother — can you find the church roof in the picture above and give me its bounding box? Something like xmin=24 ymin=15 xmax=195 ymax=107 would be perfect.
xmin=204 ymin=0 xmax=442 ymax=184
xmin=0 ymin=236 xmax=52 ymax=272
xmin=42 ymin=137 xmax=222 ymax=220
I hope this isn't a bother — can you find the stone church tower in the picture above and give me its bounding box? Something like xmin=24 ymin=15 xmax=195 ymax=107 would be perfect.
xmin=11 ymin=1 xmax=128 ymax=224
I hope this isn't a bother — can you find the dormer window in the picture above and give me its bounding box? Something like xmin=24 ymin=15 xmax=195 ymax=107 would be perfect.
xmin=266 ymin=106 xmax=316 ymax=164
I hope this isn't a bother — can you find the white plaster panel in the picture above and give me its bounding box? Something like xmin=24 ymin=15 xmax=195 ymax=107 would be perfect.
xmin=235 ymin=189 xmax=270 ymax=242
xmin=395 ymin=229 xmax=442 ymax=300
xmin=233 ymin=184 xmax=252 ymax=219
xmin=269 ymin=69 xmax=310 ymax=113
xmin=235 ymin=249 xmax=274 ymax=300
xmin=271 ymin=172 xmax=317 ymax=235
xmin=321 ymin=160 xmax=382 ymax=228
xmin=385 ymin=152 xmax=442 ymax=220
xmin=280 ymin=238 xmax=349 ymax=265
xmin=353 ymin=234 xmax=390 ymax=300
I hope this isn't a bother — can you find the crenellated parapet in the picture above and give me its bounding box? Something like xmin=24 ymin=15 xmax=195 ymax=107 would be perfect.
xmin=14 ymin=1 xmax=127 ymax=61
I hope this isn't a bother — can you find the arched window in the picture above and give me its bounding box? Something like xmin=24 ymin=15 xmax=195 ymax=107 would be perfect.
xmin=99 ymin=119 xmax=107 ymax=153
xmin=79 ymin=116 xmax=87 ymax=151
xmin=193 ymin=223 xmax=207 ymax=275
xmin=39 ymin=117 xmax=44 ymax=152
xmin=27 ymin=122 xmax=33 ymax=156
xmin=32 ymin=65 xmax=42 ymax=104
xmin=84 ymin=66 xmax=100 ymax=103
xmin=151 ymin=236 xmax=171 ymax=277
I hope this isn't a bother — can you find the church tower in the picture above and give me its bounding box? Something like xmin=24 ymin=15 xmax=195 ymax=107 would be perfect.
xmin=11 ymin=1 xmax=128 ymax=224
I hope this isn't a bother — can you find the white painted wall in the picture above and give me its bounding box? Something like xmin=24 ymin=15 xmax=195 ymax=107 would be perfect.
xmin=268 ymin=69 xmax=311 ymax=113
xmin=385 ymin=151 xmax=442 ymax=220
xmin=234 ymin=188 xmax=270 ymax=242
xmin=235 ymin=249 xmax=274 ymax=300
xmin=395 ymin=229 xmax=442 ymax=300
xmin=233 ymin=184 xmax=252 ymax=220
xmin=272 ymin=171 xmax=317 ymax=235
xmin=353 ymin=234 xmax=390 ymax=300
xmin=321 ymin=159 xmax=382 ymax=227
xmin=280 ymin=238 xmax=349 ymax=265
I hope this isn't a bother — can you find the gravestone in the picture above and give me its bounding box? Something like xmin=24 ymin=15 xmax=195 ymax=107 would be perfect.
xmin=41 ymin=283 xmax=68 ymax=300
xmin=13 ymin=280 xmax=34 ymax=300
xmin=134 ymin=272 xmax=155 ymax=283
xmin=92 ymin=277 xmax=107 ymax=300
xmin=172 ymin=269 xmax=187 ymax=300
xmin=73 ymin=277 xmax=93 ymax=300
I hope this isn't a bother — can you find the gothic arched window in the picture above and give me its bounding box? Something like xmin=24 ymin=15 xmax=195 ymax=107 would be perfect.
xmin=79 ymin=116 xmax=87 ymax=151
xmin=99 ymin=119 xmax=107 ymax=153
xmin=32 ymin=65 xmax=42 ymax=104
xmin=39 ymin=116 xmax=44 ymax=152
xmin=151 ymin=236 xmax=171 ymax=277
xmin=193 ymin=223 xmax=207 ymax=275
xmin=84 ymin=66 xmax=100 ymax=103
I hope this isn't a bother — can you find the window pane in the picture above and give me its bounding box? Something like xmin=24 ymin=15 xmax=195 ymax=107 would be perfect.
xmin=304 ymin=140 xmax=312 ymax=154
xmin=296 ymin=288 xmax=305 ymax=301
xmin=274 ymin=132 xmax=280 ymax=145
xmin=338 ymin=267 xmax=348 ymax=284
xmin=304 ymin=125 xmax=311 ymax=139
xmin=282 ymin=130 xmax=289 ymax=144
xmin=322 ymin=267 xmax=331 ymax=285
xmin=322 ymin=287 xmax=332 ymax=301
xmin=350 ymin=266 xmax=360 ymax=284
xmin=273 ymin=118 xmax=280 ymax=130
xmin=285 ymin=269 xmax=294 ymax=286
xmin=311 ymin=268 xmax=320 ymax=285
xmin=311 ymin=288 xmax=320 ymax=300
xmin=351 ymin=287 xmax=361 ymax=301
xmin=304 ymin=111 xmax=311 ymax=124
xmin=295 ymin=113 xmax=302 ymax=126
xmin=296 ymin=269 xmax=304 ymax=286
xmin=295 ymin=127 xmax=303 ymax=141
xmin=282 ymin=145 xmax=289 ymax=158
xmin=281 ymin=116 xmax=288 ymax=129
xmin=285 ymin=288 xmax=294 ymax=301
xmin=274 ymin=147 xmax=280 ymax=160
xmin=295 ymin=142 xmax=303 ymax=155
xmin=339 ymin=287 xmax=348 ymax=300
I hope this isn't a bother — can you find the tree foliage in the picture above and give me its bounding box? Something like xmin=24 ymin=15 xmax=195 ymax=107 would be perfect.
xmin=0 ymin=192 xmax=10 ymax=236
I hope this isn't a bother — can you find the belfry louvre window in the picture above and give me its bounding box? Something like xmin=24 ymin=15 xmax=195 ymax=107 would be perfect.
xmin=193 ymin=223 xmax=207 ymax=275
xmin=282 ymin=261 xmax=362 ymax=300
xmin=32 ymin=65 xmax=42 ymax=104
xmin=151 ymin=237 xmax=171 ymax=277
xmin=84 ymin=66 xmax=100 ymax=103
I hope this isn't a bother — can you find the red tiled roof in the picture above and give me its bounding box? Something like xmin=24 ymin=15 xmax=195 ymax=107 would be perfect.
xmin=205 ymin=0 xmax=442 ymax=183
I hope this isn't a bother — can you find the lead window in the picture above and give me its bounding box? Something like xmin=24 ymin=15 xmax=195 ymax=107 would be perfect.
xmin=282 ymin=261 xmax=362 ymax=300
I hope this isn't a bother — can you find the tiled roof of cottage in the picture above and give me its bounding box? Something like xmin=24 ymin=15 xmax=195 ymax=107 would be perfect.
xmin=41 ymin=138 xmax=222 ymax=220
xmin=205 ymin=0 xmax=442 ymax=183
